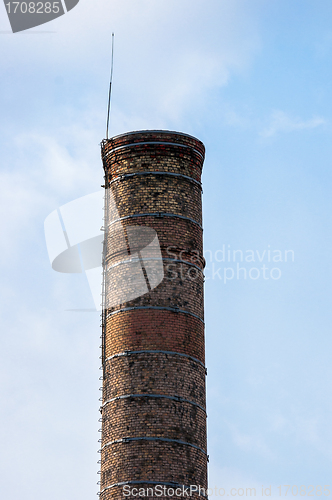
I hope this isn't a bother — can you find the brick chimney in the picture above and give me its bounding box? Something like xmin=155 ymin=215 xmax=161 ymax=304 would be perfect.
xmin=99 ymin=130 xmax=207 ymax=499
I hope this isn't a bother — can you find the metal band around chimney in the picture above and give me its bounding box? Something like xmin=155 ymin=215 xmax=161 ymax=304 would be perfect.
xmin=101 ymin=393 xmax=206 ymax=414
xmin=105 ymin=349 xmax=206 ymax=370
xmin=101 ymin=436 xmax=207 ymax=456
xmin=106 ymin=257 xmax=204 ymax=274
xmin=108 ymin=171 xmax=202 ymax=190
xmin=106 ymin=306 xmax=204 ymax=324
xmin=108 ymin=212 xmax=203 ymax=229
xmin=103 ymin=141 xmax=204 ymax=160
xmin=99 ymin=480 xmax=208 ymax=499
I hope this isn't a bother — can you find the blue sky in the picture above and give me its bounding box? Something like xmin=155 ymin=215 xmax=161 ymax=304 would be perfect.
xmin=1 ymin=1 xmax=332 ymax=498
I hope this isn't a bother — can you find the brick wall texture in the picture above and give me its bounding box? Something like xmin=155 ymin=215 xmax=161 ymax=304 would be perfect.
xmin=100 ymin=131 xmax=207 ymax=499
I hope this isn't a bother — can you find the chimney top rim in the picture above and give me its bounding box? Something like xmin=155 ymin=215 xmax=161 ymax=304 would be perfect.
xmin=102 ymin=129 xmax=204 ymax=144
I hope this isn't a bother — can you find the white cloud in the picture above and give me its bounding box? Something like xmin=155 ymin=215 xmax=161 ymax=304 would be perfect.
xmin=0 ymin=169 xmax=46 ymax=260
xmin=0 ymin=306 xmax=100 ymax=500
xmin=208 ymin=465 xmax=282 ymax=500
xmin=261 ymin=110 xmax=326 ymax=138
xmin=0 ymin=0 xmax=262 ymax=128
xmin=224 ymin=420 xmax=274 ymax=459
xmin=0 ymin=122 xmax=103 ymax=267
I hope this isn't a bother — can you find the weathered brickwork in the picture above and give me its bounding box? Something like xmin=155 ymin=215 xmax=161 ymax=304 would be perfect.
xmin=104 ymin=310 xmax=205 ymax=363
xmin=103 ymin=352 xmax=206 ymax=406
xmin=106 ymin=217 xmax=204 ymax=267
xmin=100 ymin=131 xmax=207 ymax=500
xmin=101 ymin=398 xmax=206 ymax=445
xmin=100 ymin=441 xmax=207 ymax=486
xmin=105 ymin=260 xmax=204 ymax=317
xmin=110 ymin=175 xmax=202 ymax=225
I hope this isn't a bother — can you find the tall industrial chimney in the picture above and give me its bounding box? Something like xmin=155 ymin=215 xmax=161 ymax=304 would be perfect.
xmin=99 ymin=130 xmax=207 ymax=499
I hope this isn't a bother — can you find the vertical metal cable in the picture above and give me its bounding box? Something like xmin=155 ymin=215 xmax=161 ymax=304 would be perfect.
xmin=106 ymin=33 xmax=114 ymax=140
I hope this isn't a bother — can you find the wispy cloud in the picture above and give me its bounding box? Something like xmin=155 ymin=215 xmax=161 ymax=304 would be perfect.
xmin=261 ymin=110 xmax=326 ymax=138
xmin=224 ymin=420 xmax=274 ymax=459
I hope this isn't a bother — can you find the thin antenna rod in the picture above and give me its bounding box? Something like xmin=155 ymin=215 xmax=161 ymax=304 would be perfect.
xmin=106 ymin=33 xmax=114 ymax=140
